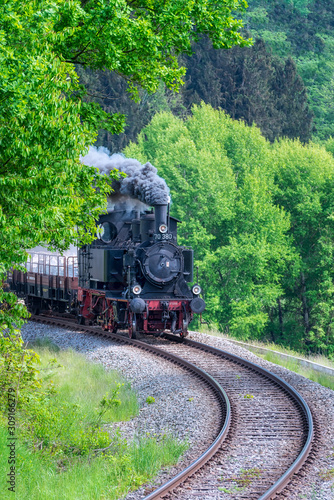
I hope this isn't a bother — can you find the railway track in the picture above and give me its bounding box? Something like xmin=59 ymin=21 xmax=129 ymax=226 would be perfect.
xmin=29 ymin=315 xmax=315 ymax=499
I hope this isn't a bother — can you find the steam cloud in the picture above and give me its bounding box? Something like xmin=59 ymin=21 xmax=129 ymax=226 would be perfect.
xmin=81 ymin=146 xmax=170 ymax=207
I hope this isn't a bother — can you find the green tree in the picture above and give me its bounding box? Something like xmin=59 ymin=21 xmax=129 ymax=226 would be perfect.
xmin=271 ymin=139 xmax=334 ymax=355
xmin=243 ymin=0 xmax=334 ymax=139
xmin=76 ymin=67 xmax=186 ymax=153
xmin=182 ymin=38 xmax=313 ymax=142
xmin=0 ymin=0 xmax=250 ymax=336
xmin=125 ymin=104 xmax=294 ymax=338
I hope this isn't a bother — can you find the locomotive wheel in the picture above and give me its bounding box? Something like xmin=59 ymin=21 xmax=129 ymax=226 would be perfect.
xmin=129 ymin=314 xmax=137 ymax=339
xmin=77 ymin=316 xmax=85 ymax=325
xmin=180 ymin=318 xmax=189 ymax=338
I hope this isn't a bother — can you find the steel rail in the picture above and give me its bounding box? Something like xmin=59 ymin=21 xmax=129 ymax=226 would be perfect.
xmin=29 ymin=317 xmax=232 ymax=498
xmin=180 ymin=337 xmax=314 ymax=500
xmin=30 ymin=317 xmax=314 ymax=499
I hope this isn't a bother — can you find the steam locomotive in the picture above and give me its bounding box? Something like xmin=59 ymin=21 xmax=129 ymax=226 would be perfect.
xmin=8 ymin=202 xmax=205 ymax=338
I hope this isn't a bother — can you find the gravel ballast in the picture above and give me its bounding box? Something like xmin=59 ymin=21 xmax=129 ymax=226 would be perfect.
xmin=21 ymin=323 xmax=221 ymax=497
xmin=188 ymin=331 xmax=334 ymax=500
xmin=21 ymin=323 xmax=334 ymax=499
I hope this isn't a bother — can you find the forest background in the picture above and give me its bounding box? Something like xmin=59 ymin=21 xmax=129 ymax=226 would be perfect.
xmin=82 ymin=0 xmax=334 ymax=357
xmin=2 ymin=0 xmax=334 ymax=365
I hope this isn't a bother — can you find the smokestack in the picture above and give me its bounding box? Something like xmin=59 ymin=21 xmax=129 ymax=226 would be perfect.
xmin=154 ymin=204 xmax=168 ymax=234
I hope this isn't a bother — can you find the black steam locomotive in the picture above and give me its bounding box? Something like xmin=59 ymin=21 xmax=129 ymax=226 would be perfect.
xmin=8 ymin=202 xmax=205 ymax=338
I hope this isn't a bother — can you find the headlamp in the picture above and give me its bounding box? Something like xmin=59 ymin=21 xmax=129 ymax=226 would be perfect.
xmin=132 ymin=284 xmax=142 ymax=295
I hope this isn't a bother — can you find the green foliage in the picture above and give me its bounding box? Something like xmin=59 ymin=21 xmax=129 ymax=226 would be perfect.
xmin=243 ymin=0 xmax=334 ymax=139
xmin=0 ymin=346 xmax=187 ymax=499
xmin=0 ymin=332 xmax=40 ymax=413
xmin=0 ymin=1 xmax=117 ymax=270
xmin=0 ymin=288 xmax=30 ymax=336
xmin=146 ymin=396 xmax=155 ymax=404
xmin=258 ymin=351 xmax=334 ymax=391
xmin=125 ymin=104 xmax=334 ymax=355
xmin=125 ymin=104 xmax=294 ymax=338
xmin=182 ymin=38 xmax=313 ymax=143
xmin=0 ymin=0 xmax=252 ymax=404
xmin=0 ymin=0 xmax=250 ymax=326
xmin=270 ymin=139 xmax=334 ymax=354
xmin=5 ymin=346 xmax=138 ymax=465
xmin=0 ymin=428 xmax=187 ymax=500
xmin=53 ymin=0 xmax=250 ymax=92
xmin=82 ymin=36 xmax=313 ymax=151
xmin=33 ymin=346 xmax=139 ymax=424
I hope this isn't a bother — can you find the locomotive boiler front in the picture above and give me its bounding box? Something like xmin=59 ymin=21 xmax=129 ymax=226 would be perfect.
xmin=141 ymin=242 xmax=182 ymax=285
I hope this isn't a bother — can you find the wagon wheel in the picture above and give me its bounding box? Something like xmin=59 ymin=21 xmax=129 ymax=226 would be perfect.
xmin=77 ymin=315 xmax=85 ymax=325
xmin=131 ymin=314 xmax=137 ymax=339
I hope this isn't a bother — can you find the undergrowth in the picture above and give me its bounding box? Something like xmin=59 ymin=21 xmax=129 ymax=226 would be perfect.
xmin=0 ymin=339 xmax=187 ymax=499
xmin=257 ymin=351 xmax=334 ymax=391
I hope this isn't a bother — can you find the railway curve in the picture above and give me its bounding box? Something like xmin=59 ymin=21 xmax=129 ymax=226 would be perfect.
xmin=29 ymin=316 xmax=315 ymax=499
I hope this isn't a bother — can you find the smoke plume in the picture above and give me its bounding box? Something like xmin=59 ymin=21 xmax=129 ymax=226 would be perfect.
xmin=81 ymin=146 xmax=170 ymax=207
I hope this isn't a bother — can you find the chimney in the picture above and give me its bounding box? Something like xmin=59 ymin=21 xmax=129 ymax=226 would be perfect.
xmin=154 ymin=204 xmax=168 ymax=234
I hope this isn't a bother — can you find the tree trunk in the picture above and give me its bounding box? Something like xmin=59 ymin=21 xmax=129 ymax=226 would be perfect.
xmin=301 ymin=272 xmax=310 ymax=333
xmin=277 ymin=298 xmax=283 ymax=336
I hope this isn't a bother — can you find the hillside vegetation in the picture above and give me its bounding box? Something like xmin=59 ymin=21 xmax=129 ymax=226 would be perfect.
xmin=0 ymin=342 xmax=186 ymax=499
xmin=244 ymin=0 xmax=334 ymax=139
xmin=82 ymin=0 xmax=334 ymax=151
xmin=125 ymin=104 xmax=334 ymax=357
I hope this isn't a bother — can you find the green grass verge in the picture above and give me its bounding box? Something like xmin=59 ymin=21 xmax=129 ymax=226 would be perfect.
xmin=257 ymin=351 xmax=334 ymax=391
xmin=234 ymin=338 xmax=334 ymax=371
xmin=32 ymin=338 xmax=139 ymax=423
xmin=0 ymin=340 xmax=187 ymax=499
xmin=0 ymin=424 xmax=187 ymax=500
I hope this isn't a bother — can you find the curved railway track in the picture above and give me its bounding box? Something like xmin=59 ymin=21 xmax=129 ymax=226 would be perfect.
xmin=29 ymin=316 xmax=315 ymax=499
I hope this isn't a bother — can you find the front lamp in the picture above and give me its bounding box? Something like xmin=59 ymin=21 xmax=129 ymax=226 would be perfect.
xmin=132 ymin=284 xmax=142 ymax=295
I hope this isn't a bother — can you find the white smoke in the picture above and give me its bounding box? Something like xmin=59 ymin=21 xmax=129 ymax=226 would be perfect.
xmin=81 ymin=146 xmax=170 ymax=208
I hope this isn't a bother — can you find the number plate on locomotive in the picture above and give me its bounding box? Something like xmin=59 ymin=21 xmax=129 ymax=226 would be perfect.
xmin=154 ymin=233 xmax=173 ymax=241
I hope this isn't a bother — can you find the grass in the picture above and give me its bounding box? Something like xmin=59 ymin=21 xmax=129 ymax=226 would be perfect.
xmin=257 ymin=351 xmax=334 ymax=391
xmin=0 ymin=425 xmax=187 ymax=500
xmin=237 ymin=338 xmax=334 ymax=370
xmin=32 ymin=339 xmax=139 ymax=423
xmin=218 ymin=467 xmax=262 ymax=494
xmin=0 ymin=339 xmax=187 ymax=499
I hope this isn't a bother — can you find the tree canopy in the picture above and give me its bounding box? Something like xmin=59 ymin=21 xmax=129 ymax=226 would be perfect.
xmin=125 ymin=103 xmax=334 ymax=356
xmin=1 ymin=0 xmax=250 ymax=265
xmin=0 ymin=0 xmax=250 ymax=333
xmin=243 ymin=0 xmax=334 ymax=139
xmin=125 ymin=104 xmax=294 ymax=339
xmin=182 ymin=37 xmax=313 ymax=143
